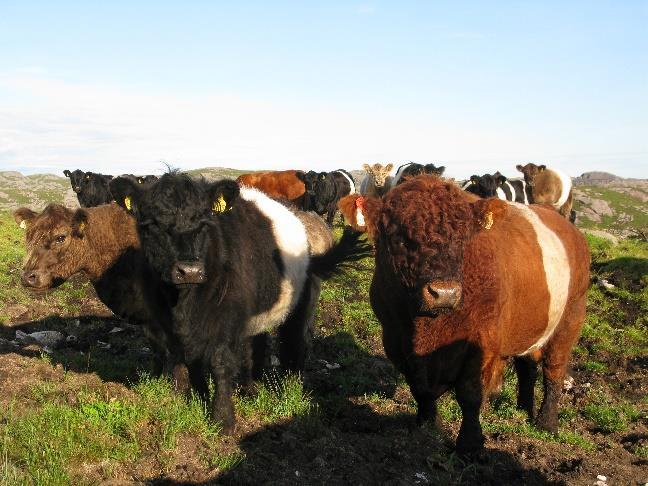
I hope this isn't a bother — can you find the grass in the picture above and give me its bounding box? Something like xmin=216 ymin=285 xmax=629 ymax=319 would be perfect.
xmin=0 ymin=200 xmax=647 ymax=481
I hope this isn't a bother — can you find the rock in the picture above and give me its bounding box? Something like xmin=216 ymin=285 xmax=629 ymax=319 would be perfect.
xmin=598 ymin=279 xmax=615 ymax=290
xmin=96 ymin=340 xmax=111 ymax=350
xmin=16 ymin=330 xmax=64 ymax=349
xmin=596 ymin=475 xmax=607 ymax=481
xmin=109 ymin=327 xmax=124 ymax=334
xmin=563 ymin=375 xmax=575 ymax=391
xmin=581 ymin=229 xmax=619 ymax=245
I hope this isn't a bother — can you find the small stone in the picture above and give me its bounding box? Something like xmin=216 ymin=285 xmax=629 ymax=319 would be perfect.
xmin=96 ymin=341 xmax=111 ymax=350
xmin=109 ymin=327 xmax=124 ymax=334
xmin=596 ymin=475 xmax=607 ymax=481
xmin=563 ymin=375 xmax=575 ymax=391
xmin=66 ymin=335 xmax=78 ymax=343
xmin=270 ymin=355 xmax=280 ymax=366
xmin=325 ymin=362 xmax=341 ymax=370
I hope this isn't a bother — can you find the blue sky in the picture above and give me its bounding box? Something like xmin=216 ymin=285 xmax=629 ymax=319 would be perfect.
xmin=0 ymin=1 xmax=646 ymax=179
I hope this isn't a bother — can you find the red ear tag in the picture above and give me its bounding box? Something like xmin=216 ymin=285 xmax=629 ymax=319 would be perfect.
xmin=355 ymin=197 xmax=365 ymax=210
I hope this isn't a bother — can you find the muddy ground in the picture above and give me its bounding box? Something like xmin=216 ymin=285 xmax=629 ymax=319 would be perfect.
xmin=0 ymin=280 xmax=646 ymax=486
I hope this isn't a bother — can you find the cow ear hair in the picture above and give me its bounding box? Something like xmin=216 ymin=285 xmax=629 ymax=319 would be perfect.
xmin=14 ymin=207 xmax=37 ymax=229
xmin=63 ymin=170 xmax=71 ymax=178
xmin=209 ymin=180 xmax=240 ymax=214
xmin=71 ymin=209 xmax=89 ymax=238
xmin=515 ymin=164 xmax=524 ymax=173
xmin=436 ymin=166 xmax=445 ymax=175
xmin=109 ymin=176 xmax=142 ymax=213
xmin=362 ymin=163 xmax=371 ymax=172
xmin=539 ymin=165 xmax=546 ymax=171
xmin=385 ymin=163 xmax=394 ymax=172
xmin=295 ymin=171 xmax=306 ymax=182
xmin=472 ymin=198 xmax=507 ymax=231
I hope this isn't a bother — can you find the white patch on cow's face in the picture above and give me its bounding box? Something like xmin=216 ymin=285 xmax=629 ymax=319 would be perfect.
xmin=552 ymin=169 xmax=572 ymax=209
xmin=516 ymin=205 xmax=571 ymax=354
xmin=239 ymin=187 xmax=310 ymax=335
xmin=335 ymin=170 xmax=356 ymax=194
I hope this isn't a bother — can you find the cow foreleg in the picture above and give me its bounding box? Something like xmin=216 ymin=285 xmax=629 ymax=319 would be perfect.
xmin=455 ymin=353 xmax=488 ymax=453
xmin=326 ymin=204 xmax=336 ymax=226
xmin=209 ymin=346 xmax=237 ymax=434
xmin=278 ymin=279 xmax=317 ymax=372
xmin=188 ymin=361 xmax=209 ymax=403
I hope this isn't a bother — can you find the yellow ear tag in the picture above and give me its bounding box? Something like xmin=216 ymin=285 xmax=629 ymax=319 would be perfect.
xmin=124 ymin=196 xmax=132 ymax=211
xmin=212 ymin=195 xmax=227 ymax=213
xmin=480 ymin=211 xmax=494 ymax=230
xmin=78 ymin=222 xmax=86 ymax=232
xmin=19 ymin=220 xmax=27 ymax=229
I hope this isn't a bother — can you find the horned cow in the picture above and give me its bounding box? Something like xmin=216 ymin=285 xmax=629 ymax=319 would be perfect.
xmin=339 ymin=176 xmax=590 ymax=453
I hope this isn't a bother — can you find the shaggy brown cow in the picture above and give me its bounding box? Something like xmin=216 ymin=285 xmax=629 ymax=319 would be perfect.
xmin=338 ymin=176 xmax=590 ymax=453
xmin=13 ymin=203 xmax=185 ymax=384
xmin=516 ymin=163 xmax=574 ymax=220
xmin=236 ymin=170 xmax=306 ymax=207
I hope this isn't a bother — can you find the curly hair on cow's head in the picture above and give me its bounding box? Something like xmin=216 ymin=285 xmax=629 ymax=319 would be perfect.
xmin=375 ymin=176 xmax=487 ymax=289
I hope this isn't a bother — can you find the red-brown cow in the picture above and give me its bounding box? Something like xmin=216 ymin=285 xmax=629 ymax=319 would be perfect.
xmin=338 ymin=176 xmax=590 ymax=453
xmin=236 ymin=170 xmax=306 ymax=207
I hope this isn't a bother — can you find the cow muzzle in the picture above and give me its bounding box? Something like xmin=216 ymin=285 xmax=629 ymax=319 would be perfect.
xmin=171 ymin=261 xmax=206 ymax=285
xmin=420 ymin=280 xmax=462 ymax=312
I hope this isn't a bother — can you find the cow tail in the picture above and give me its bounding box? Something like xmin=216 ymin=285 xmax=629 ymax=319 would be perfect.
xmin=309 ymin=227 xmax=372 ymax=280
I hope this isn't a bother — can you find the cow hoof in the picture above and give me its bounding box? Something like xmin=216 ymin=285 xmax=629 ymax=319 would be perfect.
xmin=535 ymin=415 xmax=558 ymax=434
xmin=456 ymin=431 xmax=485 ymax=455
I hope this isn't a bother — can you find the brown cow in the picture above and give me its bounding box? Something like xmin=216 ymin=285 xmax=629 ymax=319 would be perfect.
xmin=338 ymin=176 xmax=590 ymax=453
xmin=516 ymin=163 xmax=574 ymax=220
xmin=359 ymin=163 xmax=394 ymax=197
xmin=236 ymin=170 xmax=306 ymax=207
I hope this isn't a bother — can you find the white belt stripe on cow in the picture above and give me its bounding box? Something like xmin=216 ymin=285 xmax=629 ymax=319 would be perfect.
xmin=553 ymin=169 xmax=572 ymax=209
xmin=335 ymin=170 xmax=356 ymax=194
xmin=514 ymin=203 xmax=571 ymax=354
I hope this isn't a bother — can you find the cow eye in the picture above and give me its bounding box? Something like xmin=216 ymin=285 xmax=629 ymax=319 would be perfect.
xmin=55 ymin=235 xmax=66 ymax=244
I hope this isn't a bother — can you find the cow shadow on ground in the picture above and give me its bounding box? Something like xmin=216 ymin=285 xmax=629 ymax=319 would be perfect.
xmin=153 ymin=330 xmax=552 ymax=485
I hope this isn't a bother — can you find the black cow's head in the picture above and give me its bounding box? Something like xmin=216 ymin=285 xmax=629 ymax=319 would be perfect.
xmin=110 ymin=173 xmax=239 ymax=286
xmin=63 ymin=169 xmax=87 ymax=193
xmin=300 ymin=171 xmax=327 ymax=212
xmin=463 ymin=173 xmax=506 ymax=199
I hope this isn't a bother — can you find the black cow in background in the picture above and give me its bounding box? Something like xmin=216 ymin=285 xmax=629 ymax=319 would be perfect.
xmin=110 ymin=173 xmax=370 ymax=432
xmin=391 ymin=162 xmax=445 ymax=186
xmin=64 ymin=169 xmax=159 ymax=207
xmin=63 ymin=169 xmax=113 ymax=207
xmin=301 ymin=169 xmax=356 ymax=224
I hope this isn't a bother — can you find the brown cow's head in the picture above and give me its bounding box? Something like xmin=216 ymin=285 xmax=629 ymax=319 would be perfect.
xmin=14 ymin=204 xmax=92 ymax=290
xmin=341 ymin=176 xmax=506 ymax=316
xmin=516 ymin=163 xmax=546 ymax=186
xmin=362 ymin=163 xmax=393 ymax=189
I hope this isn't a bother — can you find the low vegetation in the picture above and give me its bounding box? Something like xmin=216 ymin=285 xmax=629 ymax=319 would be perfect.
xmin=0 ymin=198 xmax=646 ymax=483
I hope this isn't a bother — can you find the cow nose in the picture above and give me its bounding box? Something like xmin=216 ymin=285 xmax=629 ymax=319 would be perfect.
xmin=171 ymin=261 xmax=206 ymax=284
xmin=21 ymin=270 xmax=38 ymax=287
xmin=420 ymin=280 xmax=462 ymax=312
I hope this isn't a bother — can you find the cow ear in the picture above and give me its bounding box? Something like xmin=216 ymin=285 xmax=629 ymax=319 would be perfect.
xmin=109 ymin=176 xmax=142 ymax=213
xmin=63 ymin=170 xmax=71 ymax=178
xmin=515 ymin=164 xmax=524 ymax=173
xmin=539 ymin=165 xmax=546 ymax=171
xmin=385 ymin=163 xmax=394 ymax=173
xmin=362 ymin=163 xmax=371 ymax=172
xmin=496 ymin=174 xmax=507 ymax=184
xmin=14 ymin=208 xmax=37 ymax=229
xmin=338 ymin=194 xmax=381 ymax=237
xmin=436 ymin=166 xmax=445 ymax=175
xmin=209 ymin=180 xmax=240 ymax=214
xmin=295 ymin=171 xmax=306 ymax=182
xmin=71 ymin=209 xmax=88 ymax=238
xmin=472 ymin=198 xmax=507 ymax=231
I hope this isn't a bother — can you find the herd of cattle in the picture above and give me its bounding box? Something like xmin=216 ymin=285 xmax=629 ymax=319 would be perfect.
xmin=12 ymin=160 xmax=588 ymax=454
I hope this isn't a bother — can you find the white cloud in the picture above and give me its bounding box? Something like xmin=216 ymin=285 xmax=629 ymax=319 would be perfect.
xmin=0 ymin=72 xmax=643 ymax=179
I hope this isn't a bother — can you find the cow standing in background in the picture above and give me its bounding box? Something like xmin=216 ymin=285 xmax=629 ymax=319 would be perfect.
xmin=302 ymin=169 xmax=356 ymax=224
xmin=109 ymin=173 xmax=370 ymax=432
xmin=516 ymin=163 xmax=575 ymax=221
xmin=391 ymin=162 xmax=445 ymax=186
xmin=463 ymin=172 xmax=532 ymax=204
xmin=338 ymin=176 xmax=590 ymax=453
xmin=64 ymin=169 xmax=114 ymax=207
xmin=236 ymin=169 xmax=306 ymax=208
xmin=359 ymin=163 xmax=393 ymax=197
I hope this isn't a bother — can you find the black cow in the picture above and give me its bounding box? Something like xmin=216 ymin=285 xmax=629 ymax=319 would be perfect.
xmin=63 ymin=169 xmax=113 ymax=207
xmin=391 ymin=163 xmax=445 ymax=186
xmin=462 ymin=172 xmax=533 ymax=204
xmin=109 ymin=173 xmax=370 ymax=431
xmin=303 ymin=169 xmax=356 ymax=224
xmin=298 ymin=170 xmax=327 ymax=212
